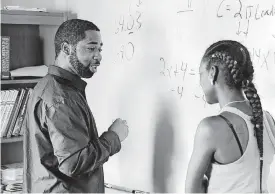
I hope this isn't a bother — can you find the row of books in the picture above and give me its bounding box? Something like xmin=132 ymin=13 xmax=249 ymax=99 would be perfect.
xmin=0 ymin=88 xmax=32 ymax=138
xmin=1 ymin=163 xmax=23 ymax=193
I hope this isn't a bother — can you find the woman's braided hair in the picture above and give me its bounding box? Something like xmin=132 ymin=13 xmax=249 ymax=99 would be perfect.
xmin=203 ymin=40 xmax=264 ymax=192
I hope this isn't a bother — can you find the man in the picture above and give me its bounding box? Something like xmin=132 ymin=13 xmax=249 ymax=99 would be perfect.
xmin=23 ymin=19 xmax=129 ymax=193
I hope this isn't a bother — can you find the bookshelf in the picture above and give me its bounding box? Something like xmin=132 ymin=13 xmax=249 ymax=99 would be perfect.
xmin=1 ymin=10 xmax=66 ymax=25
xmin=1 ymin=10 xmax=76 ymax=169
xmin=1 ymin=136 xmax=23 ymax=144
xmin=1 ymin=78 xmax=41 ymax=90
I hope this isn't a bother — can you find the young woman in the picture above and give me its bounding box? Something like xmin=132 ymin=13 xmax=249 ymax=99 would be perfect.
xmin=185 ymin=40 xmax=275 ymax=193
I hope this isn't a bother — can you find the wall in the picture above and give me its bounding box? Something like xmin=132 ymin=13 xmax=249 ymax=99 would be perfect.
xmin=64 ymin=0 xmax=275 ymax=192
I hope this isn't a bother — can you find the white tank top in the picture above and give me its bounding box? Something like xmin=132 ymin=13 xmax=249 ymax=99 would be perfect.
xmin=207 ymin=107 xmax=275 ymax=193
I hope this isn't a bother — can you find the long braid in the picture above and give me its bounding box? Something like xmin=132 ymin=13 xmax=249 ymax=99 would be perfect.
xmin=204 ymin=41 xmax=264 ymax=193
xmin=242 ymin=80 xmax=264 ymax=193
xmin=239 ymin=45 xmax=264 ymax=193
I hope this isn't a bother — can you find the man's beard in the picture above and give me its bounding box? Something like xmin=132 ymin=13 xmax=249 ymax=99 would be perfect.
xmin=69 ymin=51 xmax=94 ymax=78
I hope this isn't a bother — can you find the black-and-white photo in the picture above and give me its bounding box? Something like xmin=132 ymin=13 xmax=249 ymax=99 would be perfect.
xmin=1 ymin=0 xmax=275 ymax=193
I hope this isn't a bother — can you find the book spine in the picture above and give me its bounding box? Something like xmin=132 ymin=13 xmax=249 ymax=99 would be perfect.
xmin=4 ymin=89 xmax=21 ymax=138
xmin=1 ymin=91 xmax=13 ymax=135
xmin=1 ymin=91 xmax=8 ymax=121
xmin=19 ymin=89 xmax=33 ymax=136
xmin=1 ymin=36 xmax=11 ymax=80
xmin=6 ymin=89 xmax=26 ymax=138
xmin=13 ymin=89 xmax=30 ymax=136
xmin=1 ymin=90 xmax=19 ymax=137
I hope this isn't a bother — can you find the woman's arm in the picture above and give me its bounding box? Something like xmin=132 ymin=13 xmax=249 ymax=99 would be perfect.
xmin=185 ymin=118 xmax=216 ymax=193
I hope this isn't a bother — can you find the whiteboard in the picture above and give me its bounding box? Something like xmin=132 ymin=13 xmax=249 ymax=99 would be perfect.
xmin=68 ymin=0 xmax=275 ymax=192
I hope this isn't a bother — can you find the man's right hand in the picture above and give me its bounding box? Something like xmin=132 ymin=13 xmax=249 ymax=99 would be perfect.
xmin=108 ymin=118 xmax=129 ymax=142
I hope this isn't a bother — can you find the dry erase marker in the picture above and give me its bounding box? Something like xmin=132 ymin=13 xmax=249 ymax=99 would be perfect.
xmin=104 ymin=183 xmax=149 ymax=193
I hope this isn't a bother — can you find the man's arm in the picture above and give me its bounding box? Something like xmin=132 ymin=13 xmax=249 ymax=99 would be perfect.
xmin=185 ymin=118 xmax=216 ymax=193
xmin=40 ymin=98 xmax=121 ymax=177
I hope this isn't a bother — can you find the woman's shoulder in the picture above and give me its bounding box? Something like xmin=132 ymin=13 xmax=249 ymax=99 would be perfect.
xmin=197 ymin=115 xmax=236 ymax=144
xmin=193 ymin=116 xmax=222 ymax=150
xmin=199 ymin=116 xmax=228 ymax=131
xmin=197 ymin=116 xmax=229 ymax=138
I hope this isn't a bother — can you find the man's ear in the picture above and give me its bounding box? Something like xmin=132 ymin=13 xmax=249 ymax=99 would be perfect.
xmin=61 ymin=42 xmax=71 ymax=56
xmin=209 ymin=66 xmax=219 ymax=84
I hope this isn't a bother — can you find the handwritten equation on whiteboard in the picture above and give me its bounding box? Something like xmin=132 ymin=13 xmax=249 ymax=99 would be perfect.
xmin=217 ymin=0 xmax=275 ymax=37
xmin=159 ymin=57 xmax=207 ymax=106
xmin=114 ymin=0 xmax=143 ymax=64
xmin=250 ymin=48 xmax=275 ymax=71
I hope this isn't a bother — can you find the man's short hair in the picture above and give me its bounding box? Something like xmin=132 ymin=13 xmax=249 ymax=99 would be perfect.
xmin=54 ymin=19 xmax=100 ymax=58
